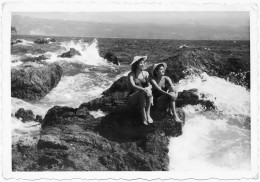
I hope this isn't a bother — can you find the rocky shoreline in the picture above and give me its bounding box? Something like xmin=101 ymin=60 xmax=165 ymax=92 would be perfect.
xmin=12 ymin=47 xmax=249 ymax=171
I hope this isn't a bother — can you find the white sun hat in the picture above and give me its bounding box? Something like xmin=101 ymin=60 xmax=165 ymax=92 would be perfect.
xmin=130 ymin=56 xmax=147 ymax=67
xmin=147 ymin=62 xmax=167 ymax=76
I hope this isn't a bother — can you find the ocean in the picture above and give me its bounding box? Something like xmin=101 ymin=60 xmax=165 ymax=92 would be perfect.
xmin=11 ymin=34 xmax=250 ymax=171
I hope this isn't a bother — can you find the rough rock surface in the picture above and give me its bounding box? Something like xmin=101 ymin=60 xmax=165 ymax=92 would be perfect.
xmin=12 ymin=105 xmax=184 ymax=171
xmin=11 ymin=62 xmax=63 ymax=100
xmin=21 ymin=55 xmax=48 ymax=63
xmin=34 ymin=38 xmax=56 ymax=44
xmin=104 ymin=52 xmax=120 ymax=65
xmin=11 ymin=39 xmax=22 ymax=46
xmin=161 ymin=48 xmax=250 ymax=89
xmin=15 ymin=108 xmax=35 ymax=122
xmin=15 ymin=108 xmax=43 ymax=123
xmin=59 ymin=48 xmax=81 ymax=58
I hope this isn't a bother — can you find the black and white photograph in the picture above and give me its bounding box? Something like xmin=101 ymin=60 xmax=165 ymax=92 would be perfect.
xmin=1 ymin=0 xmax=259 ymax=181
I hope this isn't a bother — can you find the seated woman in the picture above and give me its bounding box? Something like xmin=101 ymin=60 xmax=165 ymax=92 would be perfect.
xmin=127 ymin=56 xmax=153 ymax=125
xmin=150 ymin=62 xmax=182 ymax=124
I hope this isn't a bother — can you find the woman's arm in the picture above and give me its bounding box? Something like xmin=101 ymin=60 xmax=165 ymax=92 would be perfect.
xmin=165 ymin=76 xmax=178 ymax=100
xmin=165 ymin=76 xmax=178 ymax=93
xmin=150 ymin=77 xmax=172 ymax=98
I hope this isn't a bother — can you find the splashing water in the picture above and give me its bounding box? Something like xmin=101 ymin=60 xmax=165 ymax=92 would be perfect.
xmin=55 ymin=39 xmax=109 ymax=66
xmin=13 ymin=39 xmax=34 ymax=46
xmin=11 ymin=38 xmax=124 ymax=144
xmin=169 ymin=73 xmax=250 ymax=171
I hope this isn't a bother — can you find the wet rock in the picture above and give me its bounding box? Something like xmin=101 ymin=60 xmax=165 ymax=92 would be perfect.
xmin=176 ymin=89 xmax=215 ymax=109
xmin=34 ymin=38 xmax=56 ymax=44
xmin=11 ymin=39 xmax=22 ymax=46
xmin=13 ymin=101 xmax=183 ymax=171
xmin=84 ymin=76 xmax=215 ymax=112
xmin=21 ymin=55 xmax=48 ymax=63
xmin=15 ymin=108 xmax=35 ymax=122
xmin=162 ymin=48 xmax=249 ymax=88
xmin=35 ymin=115 xmax=43 ymax=124
xmin=104 ymin=52 xmax=120 ymax=65
xmin=58 ymin=48 xmax=81 ymax=58
xmin=11 ymin=62 xmax=63 ymax=100
xmin=37 ymin=135 xmax=68 ymax=150
xmin=102 ymin=76 xmax=128 ymax=96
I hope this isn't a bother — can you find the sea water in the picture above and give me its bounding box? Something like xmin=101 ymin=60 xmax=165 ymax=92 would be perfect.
xmin=11 ymin=38 xmax=125 ymax=145
xmin=11 ymin=36 xmax=250 ymax=171
xmin=169 ymin=74 xmax=250 ymax=171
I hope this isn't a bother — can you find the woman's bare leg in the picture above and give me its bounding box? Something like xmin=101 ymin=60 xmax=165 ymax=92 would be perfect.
xmin=169 ymin=101 xmax=182 ymax=122
xmin=146 ymin=96 xmax=153 ymax=123
xmin=140 ymin=92 xmax=148 ymax=125
xmin=168 ymin=92 xmax=182 ymax=123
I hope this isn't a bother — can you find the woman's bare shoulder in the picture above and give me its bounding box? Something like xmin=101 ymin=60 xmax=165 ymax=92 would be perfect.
xmin=164 ymin=76 xmax=171 ymax=81
xmin=128 ymin=72 xmax=134 ymax=77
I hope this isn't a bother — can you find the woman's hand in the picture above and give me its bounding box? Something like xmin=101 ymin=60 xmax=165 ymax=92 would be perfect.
xmin=143 ymin=87 xmax=153 ymax=97
xmin=168 ymin=92 xmax=178 ymax=101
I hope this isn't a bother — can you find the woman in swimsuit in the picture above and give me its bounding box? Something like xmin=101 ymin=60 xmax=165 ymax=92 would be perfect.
xmin=127 ymin=56 xmax=153 ymax=125
xmin=150 ymin=62 xmax=182 ymax=124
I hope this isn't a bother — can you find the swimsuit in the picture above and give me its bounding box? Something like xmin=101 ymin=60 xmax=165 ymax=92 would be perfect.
xmin=129 ymin=71 xmax=149 ymax=95
xmin=152 ymin=77 xmax=170 ymax=99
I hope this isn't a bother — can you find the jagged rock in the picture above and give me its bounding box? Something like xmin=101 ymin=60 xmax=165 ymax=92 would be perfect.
xmin=11 ymin=39 xmax=22 ymax=46
xmin=58 ymin=48 xmax=81 ymax=58
xmin=37 ymin=135 xmax=68 ymax=150
xmin=15 ymin=108 xmax=35 ymax=122
xmin=35 ymin=115 xmax=43 ymax=124
xmin=11 ymin=26 xmax=17 ymax=33
xmin=162 ymin=48 xmax=249 ymax=88
xmin=21 ymin=55 xmax=48 ymax=63
xmin=14 ymin=108 xmax=43 ymax=124
xmin=176 ymin=89 xmax=215 ymax=109
xmin=34 ymin=38 xmax=56 ymax=44
xmin=102 ymin=76 xmax=128 ymax=96
xmin=104 ymin=52 xmax=120 ymax=65
xmin=12 ymin=102 xmax=183 ymax=171
xmin=11 ymin=62 xmax=63 ymax=100
xmin=84 ymin=76 xmax=215 ymax=113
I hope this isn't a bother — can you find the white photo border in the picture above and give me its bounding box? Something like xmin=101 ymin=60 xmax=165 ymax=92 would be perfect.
xmin=1 ymin=0 xmax=259 ymax=181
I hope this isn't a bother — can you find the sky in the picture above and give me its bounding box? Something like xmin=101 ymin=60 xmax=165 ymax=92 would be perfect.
xmin=12 ymin=12 xmax=249 ymax=27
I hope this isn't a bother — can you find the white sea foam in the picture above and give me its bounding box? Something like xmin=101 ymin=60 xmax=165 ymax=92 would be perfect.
xmin=169 ymin=74 xmax=250 ymax=171
xmin=89 ymin=109 xmax=108 ymax=118
xmin=13 ymin=39 xmax=34 ymax=46
xmin=12 ymin=117 xmax=41 ymax=145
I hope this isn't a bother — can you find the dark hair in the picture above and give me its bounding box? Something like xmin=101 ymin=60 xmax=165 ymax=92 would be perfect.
xmin=153 ymin=64 xmax=165 ymax=77
xmin=131 ymin=58 xmax=144 ymax=72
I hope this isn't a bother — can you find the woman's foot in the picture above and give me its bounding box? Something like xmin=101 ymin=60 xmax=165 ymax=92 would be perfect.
xmin=174 ymin=116 xmax=184 ymax=125
xmin=147 ymin=115 xmax=153 ymax=123
xmin=143 ymin=120 xmax=148 ymax=125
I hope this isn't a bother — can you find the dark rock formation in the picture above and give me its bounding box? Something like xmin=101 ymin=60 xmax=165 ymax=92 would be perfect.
xmin=161 ymin=48 xmax=250 ymax=89
xmin=104 ymin=52 xmax=120 ymax=65
xmin=176 ymin=89 xmax=215 ymax=109
xmin=83 ymin=76 xmax=215 ymax=113
xmin=102 ymin=76 xmax=128 ymax=96
xmin=11 ymin=26 xmax=17 ymax=34
xmin=14 ymin=108 xmax=43 ymax=124
xmin=11 ymin=39 xmax=22 ymax=46
xmin=34 ymin=38 xmax=56 ymax=44
xmin=15 ymin=108 xmax=35 ymax=122
xmin=11 ymin=62 xmax=63 ymax=100
xmin=21 ymin=55 xmax=48 ymax=63
xmin=58 ymin=48 xmax=81 ymax=58
xmin=12 ymin=104 xmax=184 ymax=171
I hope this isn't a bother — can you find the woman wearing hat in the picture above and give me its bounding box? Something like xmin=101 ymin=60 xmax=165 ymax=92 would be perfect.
xmin=150 ymin=62 xmax=182 ymax=124
xmin=127 ymin=56 xmax=153 ymax=125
